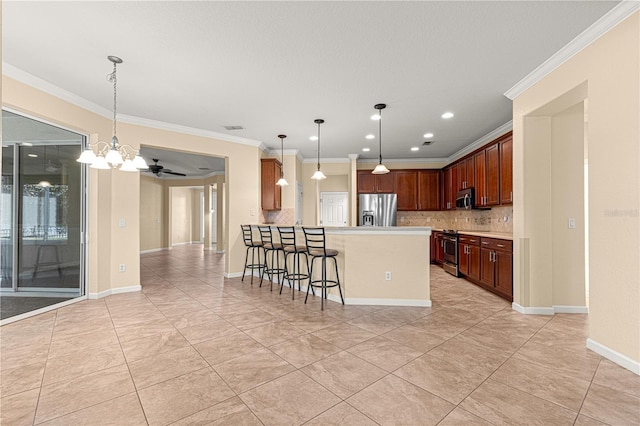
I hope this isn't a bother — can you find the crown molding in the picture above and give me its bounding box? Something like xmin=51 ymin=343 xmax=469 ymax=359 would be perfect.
xmin=120 ymin=114 xmax=263 ymax=147
xmin=447 ymin=121 xmax=513 ymax=163
xmin=358 ymin=157 xmax=449 ymax=164
xmin=3 ymin=62 xmax=264 ymax=148
xmin=504 ymin=1 xmax=640 ymax=100
xmin=302 ymin=157 xmax=351 ymax=164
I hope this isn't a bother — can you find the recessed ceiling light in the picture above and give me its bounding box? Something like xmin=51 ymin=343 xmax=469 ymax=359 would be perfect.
xmin=441 ymin=112 xmax=454 ymax=119
xmin=365 ymin=134 xmax=375 ymax=140
xmin=371 ymin=114 xmax=381 ymax=120
xmin=22 ymin=142 xmax=33 ymax=147
xmin=362 ymin=148 xmax=370 ymax=152
xmin=411 ymin=147 xmax=419 ymax=152
xmin=423 ymin=133 xmax=434 ymax=138
xmin=309 ymin=136 xmax=318 ymax=141
xmin=28 ymin=153 xmax=38 ymax=158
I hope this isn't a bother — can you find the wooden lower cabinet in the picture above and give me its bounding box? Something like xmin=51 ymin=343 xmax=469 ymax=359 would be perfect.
xmin=460 ymin=235 xmax=512 ymax=301
xmin=432 ymin=232 xmax=444 ymax=264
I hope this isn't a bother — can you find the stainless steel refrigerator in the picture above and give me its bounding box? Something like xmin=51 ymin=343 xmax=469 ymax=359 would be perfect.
xmin=358 ymin=194 xmax=398 ymax=226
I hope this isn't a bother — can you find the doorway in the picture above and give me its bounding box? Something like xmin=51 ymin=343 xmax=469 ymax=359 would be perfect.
xmin=1 ymin=110 xmax=86 ymax=321
xmin=320 ymin=192 xmax=348 ymax=227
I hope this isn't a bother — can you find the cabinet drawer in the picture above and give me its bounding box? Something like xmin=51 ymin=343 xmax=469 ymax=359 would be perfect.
xmin=479 ymin=237 xmax=512 ymax=252
xmin=459 ymin=235 xmax=480 ymax=246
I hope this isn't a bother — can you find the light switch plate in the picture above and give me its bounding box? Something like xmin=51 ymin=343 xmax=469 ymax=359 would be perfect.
xmin=568 ymin=218 xmax=576 ymax=229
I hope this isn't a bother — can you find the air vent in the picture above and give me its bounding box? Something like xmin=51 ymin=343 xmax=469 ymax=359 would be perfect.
xmin=224 ymin=125 xmax=244 ymax=130
xmin=198 ymin=167 xmax=210 ymax=170
xmin=422 ymin=140 xmax=434 ymax=146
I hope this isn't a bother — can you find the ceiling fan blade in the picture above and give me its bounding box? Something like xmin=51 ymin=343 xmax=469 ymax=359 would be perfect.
xmin=163 ymin=171 xmax=187 ymax=176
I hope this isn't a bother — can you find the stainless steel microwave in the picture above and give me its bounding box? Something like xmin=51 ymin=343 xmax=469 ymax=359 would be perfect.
xmin=456 ymin=188 xmax=475 ymax=210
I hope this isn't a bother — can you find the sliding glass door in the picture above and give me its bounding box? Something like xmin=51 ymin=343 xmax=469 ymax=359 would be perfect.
xmin=1 ymin=110 xmax=85 ymax=320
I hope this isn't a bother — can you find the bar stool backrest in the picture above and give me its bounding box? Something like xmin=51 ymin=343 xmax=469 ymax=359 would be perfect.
xmin=258 ymin=226 xmax=275 ymax=245
xmin=241 ymin=225 xmax=258 ymax=247
xmin=277 ymin=227 xmax=296 ymax=248
xmin=302 ymin=227 xmax=328 ymax=256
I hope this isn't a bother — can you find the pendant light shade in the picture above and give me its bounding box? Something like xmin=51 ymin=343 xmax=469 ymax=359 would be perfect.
xmin=311 ymin=119 xmax=327 ymax=180
xmin=275 ymin=134 xmax=289 ymax=186
xmin=371 ymin=103 xmax=390 ymax=175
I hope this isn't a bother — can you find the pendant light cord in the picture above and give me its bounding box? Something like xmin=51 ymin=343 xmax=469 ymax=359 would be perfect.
xmin=316 ymin=121 xmax=321 ymax=171
xmin=378 ymin=108 xmax=383 ymax=165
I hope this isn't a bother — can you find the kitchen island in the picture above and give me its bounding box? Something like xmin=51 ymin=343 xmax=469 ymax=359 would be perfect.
xmin=323 ymin=226 xmax=432 ymax=306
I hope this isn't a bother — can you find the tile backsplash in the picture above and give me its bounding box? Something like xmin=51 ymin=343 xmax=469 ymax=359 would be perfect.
xmin=262 ymin=208 xmax=295 ymax=225
xmin=398 ymin=206 xmax=513 ymax=233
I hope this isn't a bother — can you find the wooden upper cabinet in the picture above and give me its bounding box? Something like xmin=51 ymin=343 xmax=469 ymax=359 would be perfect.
xmin=465 ymin=157 xmax=475 ymax=190
xmin=357 ymin=170 xmax=395 ymax=193
xmin=261 ymin=158 xmax=282 ymax=210
xmin=375 ymin=173 xmax=395 ymax=193
xmin=457 ymin=160 xmax=467 ymax=190
xmin=442 ymin=167 xmax=452 ymax=210
xmin=500 ymin=136 xmax=513 ymax=204
xmin=394 ymin=171 xmax=418 ymax=211
xmin=417 ymin=170 xmax=440 ymax=211
xmin=357 ymin=171 xmax=376 ymax=193
xmin=485 ymin=143 xmax=500 ymax=206
xmin=474 ymin=150 xmax=487 ymax=206
xmin=450 ymin=164 xmax=458 ymax=208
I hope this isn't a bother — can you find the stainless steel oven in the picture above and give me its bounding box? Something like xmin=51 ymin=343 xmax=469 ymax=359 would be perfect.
xmin=442 ymin=230 xmax=460 ymax=277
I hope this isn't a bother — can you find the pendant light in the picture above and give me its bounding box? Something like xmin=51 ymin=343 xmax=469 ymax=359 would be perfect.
xmin=371 ymin=103 xmax=390 ymax=174
xmin=311 ymin=119 xmax=327 ymax=180
xmin=275 ymin=134 xmax=289 ymax=186
xmin=77 ymin=56 xmax=148 ymax=171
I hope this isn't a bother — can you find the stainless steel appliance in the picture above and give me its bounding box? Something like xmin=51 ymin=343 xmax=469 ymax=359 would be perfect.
xmin=442 ymin=229 xmax=460 ymax=277
xmin=358 ymin=194 xmax=397 ymax=226
xmin=456 ymin=188 xmax=475 ymax=210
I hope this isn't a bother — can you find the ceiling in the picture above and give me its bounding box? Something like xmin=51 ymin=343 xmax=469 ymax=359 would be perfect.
xmin=139 ymin=146 xmax=225 ymax=179
xmin=2 ymin=1 xmax=619 ymax=161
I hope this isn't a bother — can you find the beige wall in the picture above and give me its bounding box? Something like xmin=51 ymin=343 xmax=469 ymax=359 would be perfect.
xmin=513 ymin=12 xmax=639 ymax=363
xmin=170 ymin=187 xmax=192 ymax=245
xmin=3 ymin=75 xmax=262 ymax=290
xmin=140 ymin=176 xmax=165 ymax=251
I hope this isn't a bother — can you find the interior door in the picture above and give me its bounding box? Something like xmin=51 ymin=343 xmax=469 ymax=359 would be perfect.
xmin=320 ymin=192 xmax=348 ymax=227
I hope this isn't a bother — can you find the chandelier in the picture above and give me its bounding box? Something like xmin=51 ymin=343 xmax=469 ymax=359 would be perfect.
xmin=76 ymin=56 xmax=148 ymax=171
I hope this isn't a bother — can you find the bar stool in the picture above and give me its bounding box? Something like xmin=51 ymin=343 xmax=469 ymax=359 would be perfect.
xmin=31 ymin=244 xmax=63 ymax=284
xmin=241 ymin=225 xmax=263 ymax=285
xmin=277 ymin=226 xmax=311 ymax=299
xmin=302 ymin=227 xmax=345 ymax=310
xmin=258 ymin=226 xmax=286 ymax=291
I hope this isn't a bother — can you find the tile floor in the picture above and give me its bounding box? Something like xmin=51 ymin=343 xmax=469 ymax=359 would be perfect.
xmin=1 ymin=245 xmax=639 ymax=425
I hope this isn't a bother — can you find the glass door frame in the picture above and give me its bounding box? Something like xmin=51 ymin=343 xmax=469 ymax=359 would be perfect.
xmin=1 ymin=107 xmax=88 ymax=302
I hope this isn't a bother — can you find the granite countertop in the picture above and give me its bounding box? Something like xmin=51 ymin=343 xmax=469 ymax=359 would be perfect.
xmin=430 ymin=228 xmax=513 ymax=240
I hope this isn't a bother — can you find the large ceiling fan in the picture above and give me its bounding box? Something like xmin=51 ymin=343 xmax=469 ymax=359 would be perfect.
xmin=146 ymin=158 xmax=186 ymax=177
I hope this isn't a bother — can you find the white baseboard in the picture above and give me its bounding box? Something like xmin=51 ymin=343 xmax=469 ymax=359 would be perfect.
xmin=553 ymin=305 xmax=589 ymax=314
xmin=512 ymin=303 xmax=589 ymax=315
xmin=224 ymin=271 xmax=244 ymax=278
xmin=171 ymin=242 xmax=191 ymax=247
xmin=345 ymin=298 xmax=432 ymax=307
xmin=512 ymin=303 xmax=554 ymax=315
xmin=140 ymin=248 xmax=167 ymax=254
xmin=587 ymin=338 xmax=640 ymax=376
xmin=88 ymin=285 xmax=141 ymax=299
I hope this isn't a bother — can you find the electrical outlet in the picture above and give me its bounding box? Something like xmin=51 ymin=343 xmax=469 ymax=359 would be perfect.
xmin=426 ymin=217 xmax=431 ymax=222
xmin=119 ymin=264 xmax=126 ymax=272
xmin=118 ymin=219 xmax=126 ymax=228
xmin=385 ymin=272 xmax=392 ymax=281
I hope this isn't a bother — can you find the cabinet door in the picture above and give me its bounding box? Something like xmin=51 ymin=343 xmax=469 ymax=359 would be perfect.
xmin=494 ymin=251 xmax=513 ymax=299
xmin=435 ymin=234 xmax=444 ymax=263
xmin=430 ymin=233 xmax=436 ymax=263
xmin=465 ymin=157 xmax=475 ymax=190
xmin=357 ymin=171 xmax=376 ymax=193
xmin=500 ymin=137 xmax=513 ymax=204
xmin=458 ymin=243 xmax=469 ymax=275
xmin=474 ymin=151 xmax=486 ymax=206
xmin=375 ymin=173 xmax=395 ymax=193
xmin=485 ymin=143 xmax=500 ymax=206
xmin=457 ymin=161 xmax=467 ymax=190
xmin=394 ymin=171 xmax=418 ymax=210
xmin=480 ymin=248 xmax=494 ymax=286
xmin=418 ymin=170 xmax=440 ymax=210
xmin=442 ymin=168 xmax=451 ymax=210
xmin=261 ymin=159 xmax=281 ymax=211
xmin=468 ymin=245 xmax=481 ymax=281
xmin=450 ymin=164 xmax=458 ymax=208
